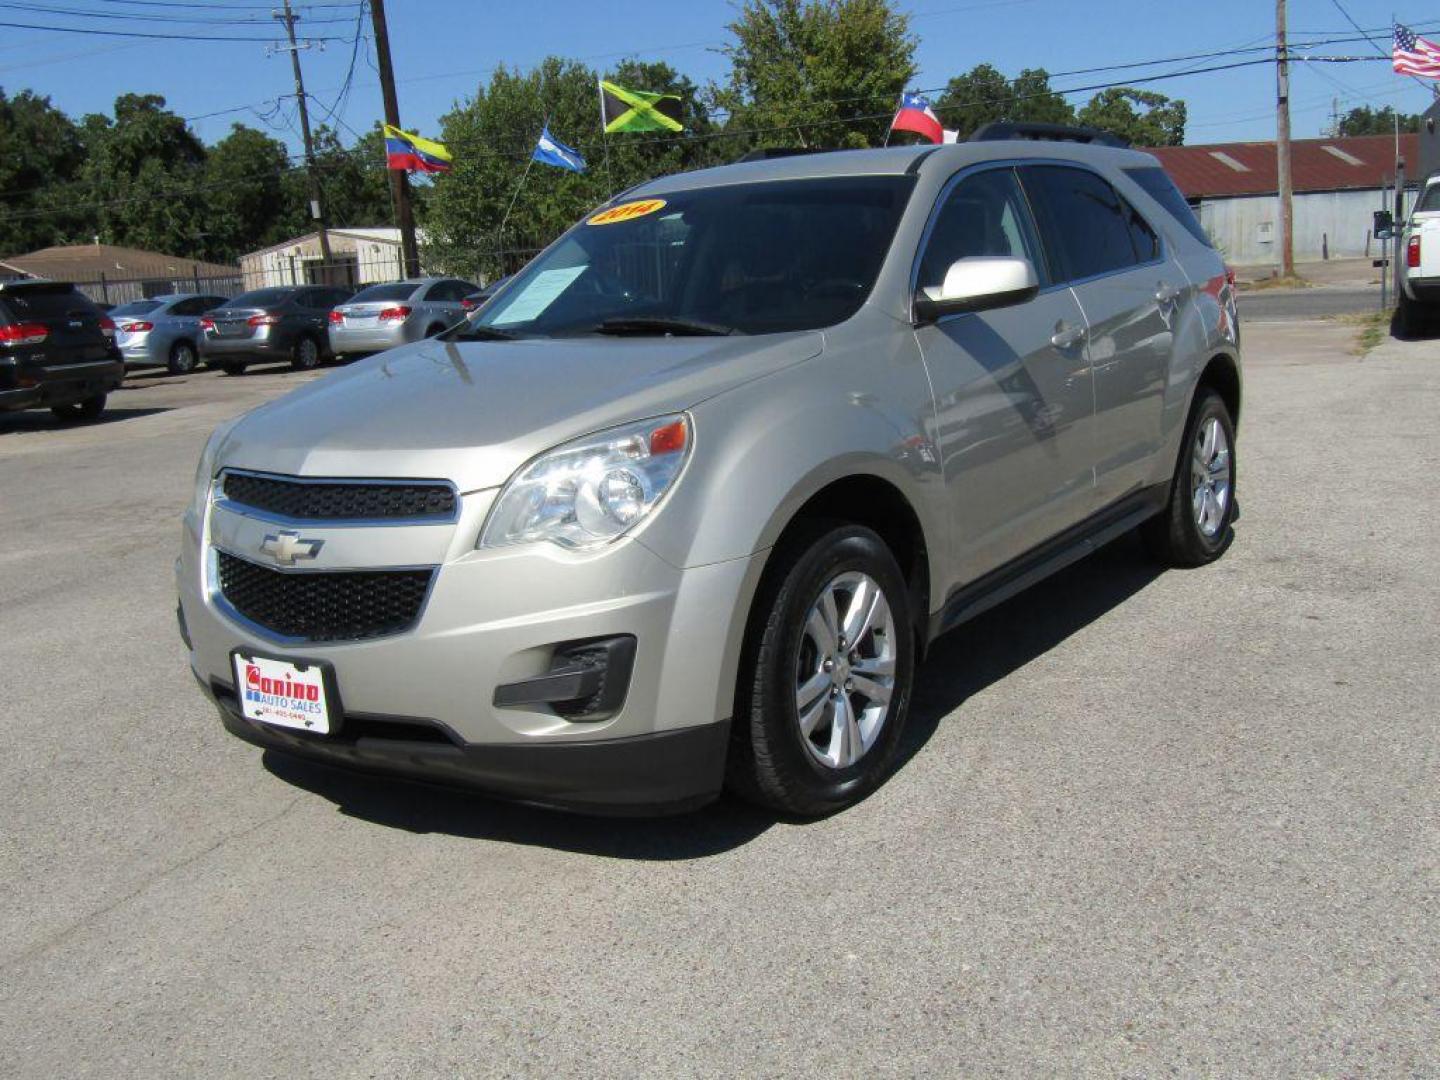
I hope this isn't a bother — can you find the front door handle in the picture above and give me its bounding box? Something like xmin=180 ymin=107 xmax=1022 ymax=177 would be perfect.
xmin=1155 ymin=281 xmax=1183 ymax=303
xmin=1051 ymin=323 xmax=1087 ymax=350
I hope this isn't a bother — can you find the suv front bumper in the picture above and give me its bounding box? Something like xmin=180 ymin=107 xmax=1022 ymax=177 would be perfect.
xmin=178 ymin=495 xmax=761 ymax=813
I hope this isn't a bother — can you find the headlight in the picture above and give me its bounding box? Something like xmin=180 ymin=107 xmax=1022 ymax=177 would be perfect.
xmin=479 ymin=414 xmax=691 ymax=550
xmin=191 ymin=418 xmax=239 ymax=514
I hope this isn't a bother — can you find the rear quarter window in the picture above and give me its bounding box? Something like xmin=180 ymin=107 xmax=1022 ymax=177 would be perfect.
xmin=0 ymin=287 xmax=90 ymax=319
xmin=1124 ymin=166 xmax=1212 ymax=247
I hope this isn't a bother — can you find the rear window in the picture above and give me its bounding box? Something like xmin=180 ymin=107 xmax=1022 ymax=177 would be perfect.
xmin=350 ymin=283 xmax=418 ymax=303
xmin=228 ymin=288 xmax=295 ymax=308
xmin=1124 ymin=166 xmax=1212 ymax=247
xmin=1416 ymin=182 xmax=1440 ymax=212
xmin=112 ymin=300 xmax=163 ymax=317
xmin=0 ymin=286 xmax=90 ymax=320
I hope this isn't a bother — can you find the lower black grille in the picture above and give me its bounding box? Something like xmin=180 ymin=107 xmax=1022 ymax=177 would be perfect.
xmin=217 ymin=551 xmax=433 ymax=642
xmin=221 ymin=471 xmax=456 ymax=522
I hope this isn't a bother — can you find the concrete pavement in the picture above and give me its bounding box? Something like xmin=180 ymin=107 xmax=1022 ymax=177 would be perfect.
xmin=0 ymin=328 xmax=1436 ymax=1076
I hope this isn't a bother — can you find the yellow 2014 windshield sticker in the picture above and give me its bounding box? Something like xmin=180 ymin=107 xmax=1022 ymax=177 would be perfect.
xmin=588 ymin=198 xmax=667 ymax=225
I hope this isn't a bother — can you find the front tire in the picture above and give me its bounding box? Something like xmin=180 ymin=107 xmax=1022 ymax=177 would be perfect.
xmin=168 ymin=340 xmax=197 ymax=375
xmin=730 ymin=524 xmax=915 ymax=817
xmin=50 ymin=393 xmax=106 ymax=423
xmin=291 ymin=335 xmax=321 ymax=370
xmin=1142 ymin=387 xmax=1237 ymax=567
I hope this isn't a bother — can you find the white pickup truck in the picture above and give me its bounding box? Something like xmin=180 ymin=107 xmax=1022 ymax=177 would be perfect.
xmin=1399 ymin=173 xmax=1440 ymax=334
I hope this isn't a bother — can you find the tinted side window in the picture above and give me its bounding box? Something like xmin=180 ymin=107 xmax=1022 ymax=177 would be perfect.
xmin=1123 ymin=166 xmax=1212 ymax=247
xmin=1125 ymin=199 xmax=1160 ymax=263
xmin=1022 ymin=166 xmax=1139 ymax=282
xmin=171 ymin=297 xmax=209 ymax=316
xmin=321 ymin=288 xmax=350 ymax=307
xmin=917 ymin=167 xmax=1040 ymax=290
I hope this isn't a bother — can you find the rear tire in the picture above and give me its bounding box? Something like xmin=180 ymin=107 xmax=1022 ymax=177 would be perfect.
xmin=50 ymin=393 xmax=106 ymax=423
xmin=729 ymin=523 xmax=915 ymax=817
xmin=425 ymin=323 xmax=445 ymax=339
xmin=1397 ymin=294 xmax=1424 ymax=338
xmin=291 ymin=335 xmax=321 ymax=371
xmin=167 ymin=340 xmax=197 ymax=375
xmin=1142 ymin=387 xmax=1237 ymax=567
xmin=220 ymin=360 xmax=247 ymax=377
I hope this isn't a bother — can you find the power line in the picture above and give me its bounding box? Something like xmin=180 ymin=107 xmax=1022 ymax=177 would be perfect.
xmin=1325 ymin=0 xmax=1429 ymax=90
xmin=0 ymin=53 xmax=1383 ymax=223
xmin=94 ymin=0 xmax=355 ymax=8
xmin=0 ymin=15 xmax=345 ymax=39
xmin=0 ymin=0 xmax=356 ymax=24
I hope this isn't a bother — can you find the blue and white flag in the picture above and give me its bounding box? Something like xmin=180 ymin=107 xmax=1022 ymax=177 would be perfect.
xmin=532 ymin=125 xmax=586 ymax=172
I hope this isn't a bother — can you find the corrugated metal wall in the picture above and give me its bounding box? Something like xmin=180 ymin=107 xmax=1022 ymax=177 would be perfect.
xmin=1197 ymin=188 xmax=1409 ymax=266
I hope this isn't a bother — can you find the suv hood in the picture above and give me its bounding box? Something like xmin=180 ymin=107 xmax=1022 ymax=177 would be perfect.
xmin=215 ymin=331 xmax=823 ymax=491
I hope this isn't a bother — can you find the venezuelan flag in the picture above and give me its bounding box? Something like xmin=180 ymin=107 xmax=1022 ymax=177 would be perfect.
xmin=384 ymin=125 xmax=452 ymax=173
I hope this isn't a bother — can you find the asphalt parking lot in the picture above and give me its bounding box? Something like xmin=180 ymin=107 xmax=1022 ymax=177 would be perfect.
xmin=2 ymin=325 xmax=1436 ymax=1076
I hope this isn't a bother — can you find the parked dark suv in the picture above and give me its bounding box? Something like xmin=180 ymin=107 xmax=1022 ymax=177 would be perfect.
xmin=0 ymin=280 xmax=124 ymax=422
xmin=199 ymin=285 xmax=352 ymax=376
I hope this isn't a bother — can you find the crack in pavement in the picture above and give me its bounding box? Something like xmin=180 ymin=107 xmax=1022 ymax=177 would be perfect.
xmin=1 ymin=794 xmax=305 ymax=974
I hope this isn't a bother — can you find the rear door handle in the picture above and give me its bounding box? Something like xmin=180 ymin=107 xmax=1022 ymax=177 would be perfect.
xmin=1155 ymin=281 xmax=1183 ymax=303
xmin=1051 ymin=323 xmax=1087 ymax=350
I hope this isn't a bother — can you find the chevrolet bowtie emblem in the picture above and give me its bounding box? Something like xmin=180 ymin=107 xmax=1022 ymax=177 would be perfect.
xmin=260 ymin=530 xmax=324 ymax=566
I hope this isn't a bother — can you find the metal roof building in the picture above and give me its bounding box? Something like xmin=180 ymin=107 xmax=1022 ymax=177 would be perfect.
xmin=1147 ymin=134 xmax=1417 ymax=266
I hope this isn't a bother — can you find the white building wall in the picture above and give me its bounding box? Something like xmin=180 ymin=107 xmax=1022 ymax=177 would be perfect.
xmin=1198 ymin=188 xmax=1408 ymax=266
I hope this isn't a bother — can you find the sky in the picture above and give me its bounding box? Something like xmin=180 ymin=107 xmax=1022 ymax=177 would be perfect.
xmin=2 ymin=0 xmax=1439 ymax=154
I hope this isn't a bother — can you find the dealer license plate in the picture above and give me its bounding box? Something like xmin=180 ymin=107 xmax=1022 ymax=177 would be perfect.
xmin=231 ymin=651 xmax=337 ymax=734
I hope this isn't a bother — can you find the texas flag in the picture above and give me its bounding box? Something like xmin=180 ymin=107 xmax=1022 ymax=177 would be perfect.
xmin=891 ymin=93 xmax=948 ymax=144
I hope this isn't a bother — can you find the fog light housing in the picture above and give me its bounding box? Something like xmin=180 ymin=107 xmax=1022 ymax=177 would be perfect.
xmin=492 ymin=635 xmax=637 ymax=722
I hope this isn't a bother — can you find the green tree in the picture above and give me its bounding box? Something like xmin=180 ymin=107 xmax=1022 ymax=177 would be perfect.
xmin=1077 ymin=87 xmax=1186 ymax=146
xmin=933 ymin=64 xmax=1075 ymax=141
xmin=203 ymin=123 xmax=303 ymax=262
xmin=75 ymin=94 xmax=210 ymax=256
xmin=1336 ymin=105 xmax=1421 ymax=137
xmin=714 ymin=0 xmax=916 ymax=151
xmin=422 ymin=57 xmax=717 ymax=279
xmin=0 ymin=88 xmax=85 ymax=255
xmin=310 ymin=123 xmax=396 ymax=230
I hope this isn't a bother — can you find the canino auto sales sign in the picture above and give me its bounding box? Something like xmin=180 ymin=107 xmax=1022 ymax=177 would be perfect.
xmin=238 ymin=658 xmax=329 ymax=732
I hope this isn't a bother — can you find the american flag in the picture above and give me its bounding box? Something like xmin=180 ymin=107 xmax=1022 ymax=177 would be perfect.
xmin=1394 ymin=23 xmax=1440 ymax=78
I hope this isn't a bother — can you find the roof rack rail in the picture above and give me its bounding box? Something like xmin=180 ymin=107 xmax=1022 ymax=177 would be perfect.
xmin=968 ymin=122 xmax=1131 ymax=149
xmin=733 ymin=147 xmax=837 ymax=163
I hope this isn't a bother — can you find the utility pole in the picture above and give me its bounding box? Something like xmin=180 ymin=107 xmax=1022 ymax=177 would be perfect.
xmin=369 ymin=0 xmax=420 ymax=278
xmin=275 ymin=0 xmax=332 ymax=272
xmin=1276 ymin=0 xmax=1295 ymax=278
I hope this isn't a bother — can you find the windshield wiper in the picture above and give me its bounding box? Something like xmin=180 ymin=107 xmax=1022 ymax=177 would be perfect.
xmin=451 ymin=324 xmax=525 ymax=341
xmin=590 ymin=316 xmax=738 ymax=337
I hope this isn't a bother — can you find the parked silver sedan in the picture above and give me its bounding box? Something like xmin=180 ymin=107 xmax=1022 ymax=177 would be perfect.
xmin=114 ymin=293 xmax=229 ymax=374
xmin=327 ymin=277 xmax=477 ymax=358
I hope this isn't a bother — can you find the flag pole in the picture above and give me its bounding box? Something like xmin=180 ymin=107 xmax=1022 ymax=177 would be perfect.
xmin=597 ymin=78 xmax=614 ymax=195
xmin=497 ymin=128 xmax=541 ymax=255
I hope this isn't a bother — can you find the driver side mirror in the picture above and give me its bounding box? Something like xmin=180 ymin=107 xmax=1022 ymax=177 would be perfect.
xmin=913 ymin=256 xmax=1040 ymax=324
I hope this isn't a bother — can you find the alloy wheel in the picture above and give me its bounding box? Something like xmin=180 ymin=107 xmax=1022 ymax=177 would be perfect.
xmin=794 ymin=570 xmax=897 ymax=770
xmin=1192 ymin=416 xmax=1232 ymax=537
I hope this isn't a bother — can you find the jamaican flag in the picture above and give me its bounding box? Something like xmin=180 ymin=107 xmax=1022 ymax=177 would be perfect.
xmin=599 ymin=79 xmax=683 ymax=133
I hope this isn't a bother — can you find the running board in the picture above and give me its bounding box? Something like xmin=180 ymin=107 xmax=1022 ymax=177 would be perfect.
xmin=928 ymin=484 xmax=1168 ymax=642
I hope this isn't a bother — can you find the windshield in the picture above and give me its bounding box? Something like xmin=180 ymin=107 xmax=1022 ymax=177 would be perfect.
xmin=351 ymin=282 xmax=419 ymax=303
xmin=228 ymin=288 xmax=294 ymax=308
xmin=468 ymin=175 xmax=915 ymax=337
xmin=112 ymin=300 xmax=164 ymax=316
